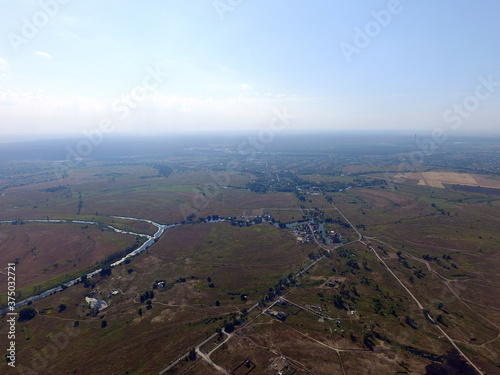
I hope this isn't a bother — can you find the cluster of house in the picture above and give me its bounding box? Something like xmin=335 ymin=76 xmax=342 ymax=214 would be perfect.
xmin=269 ymin=310 xmax=287 ymax=321
xmin=292 ymin=224 xmax=342 ymax=245
xmin=329 ymin=230 xmax=342 ymax=243
xmin=292 ymin=224 xmax=315 ymax=243
xmin=304 ymin=304 xmax=322 ymax=315
xmin=330 ymin=320 xmax=344 ymax=334
xmin=269 ymin=300 xmax=288 ymax=321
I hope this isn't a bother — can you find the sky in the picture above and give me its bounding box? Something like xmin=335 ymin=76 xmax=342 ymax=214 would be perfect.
xmin=0 ymin=0 xmax=499 ymax=139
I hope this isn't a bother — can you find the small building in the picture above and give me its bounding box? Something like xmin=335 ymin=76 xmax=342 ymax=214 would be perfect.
xmin=276 ymin=311 xmax=287 ymax=321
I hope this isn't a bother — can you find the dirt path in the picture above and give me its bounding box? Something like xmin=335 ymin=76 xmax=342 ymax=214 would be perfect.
xmin=366 ymin=241 xmax=485 ymax=375
xmin=367 ymin=236 xmax=500 ymax=333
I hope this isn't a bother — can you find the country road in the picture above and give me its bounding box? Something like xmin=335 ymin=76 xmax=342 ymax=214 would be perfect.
xmin=362 ymin=237 xmax=484 ymax=374
xmin=155 ymin=198 xmax=486 ymax=374
xmin=326 ymin=199 xmax=484 ymax=375
xmin=1 ymin=204 xmax=487 ymax=375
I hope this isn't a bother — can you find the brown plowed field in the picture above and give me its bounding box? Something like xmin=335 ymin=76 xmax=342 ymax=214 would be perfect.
xmin=0 ymin=222 xmax=137 ymax=292
xmin=390 ymin=172 xmax=500 ymax=189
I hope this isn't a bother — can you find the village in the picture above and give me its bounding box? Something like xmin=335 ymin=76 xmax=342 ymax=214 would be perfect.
xmin=291 ymin=222 xmax=342 ymax=245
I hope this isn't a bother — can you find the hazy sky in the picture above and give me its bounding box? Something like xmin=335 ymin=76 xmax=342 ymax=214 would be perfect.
xmin=1 ymin=0 xmax=499 ymax=139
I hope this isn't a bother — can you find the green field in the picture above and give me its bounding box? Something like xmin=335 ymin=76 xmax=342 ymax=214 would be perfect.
xmin=1 ymin=153 xmax=499 ymax=375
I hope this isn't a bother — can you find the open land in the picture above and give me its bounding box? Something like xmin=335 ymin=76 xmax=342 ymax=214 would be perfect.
xmin=0 ymin=135 xmax=499 ymax=375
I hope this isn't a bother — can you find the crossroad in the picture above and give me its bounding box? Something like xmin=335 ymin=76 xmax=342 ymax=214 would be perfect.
xmin=156 ymin=198 xmax=484 ymax=375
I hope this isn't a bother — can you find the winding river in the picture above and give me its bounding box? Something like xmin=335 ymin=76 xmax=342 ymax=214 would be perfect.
xmin=1 ymin=216 xmax=313 ymax=313
xmin=0 ymin=216 xmax=172 ymax=313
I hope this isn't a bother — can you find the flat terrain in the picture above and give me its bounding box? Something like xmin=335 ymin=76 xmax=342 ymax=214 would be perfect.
xmin=388 ymin=171 xmax=500 ymax=189
xmin=0 ymin=221 xmax=139 ymax=298
xmin=0 ymin=142 xmax=499 ymax=374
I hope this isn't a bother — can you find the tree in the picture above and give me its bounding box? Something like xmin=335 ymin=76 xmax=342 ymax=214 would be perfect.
xmin=224 ymin=321 xmax=235 ymax=333
xmin=58 ymin=304 xmax=67 ymax=313
xmin=101 ymin=320 xmax=107 ymax=328
xmin=332 ymin=295 xmax=345 ymax=310
xmin=363 ymin=331 xmax=375 ymax=351
xmin=437 ymin=314 xmax=448 ymax=327
xmin=216 ymin=327 xmax=223 ymax=339
xmin=373 ymin=298 xmax=384 ymax=315
xmin=215 ymin=300 xmax=220 ymax=306
xmin=346 ymin=259 xmax=359 ymax=270
xmin=405 ymin=316 xmax=417 ymax=329
xmin=414 ymin=269 xmax=425 ymax=279
xmin=188 ymin=348 xmax=197 ymax=361
xmin=100 ymin=266 xmax=111 ymax=277
xmin=18 ymin=307 xmax=37 ymax=322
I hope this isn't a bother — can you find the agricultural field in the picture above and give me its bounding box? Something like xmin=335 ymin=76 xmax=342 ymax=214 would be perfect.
xmin=380 ymin=171 xmax=500 ymax=190
xmin=0 ymin=221 xmax=140 ymax=298
xmin=0 ymin=137 xmax=499 ymax=375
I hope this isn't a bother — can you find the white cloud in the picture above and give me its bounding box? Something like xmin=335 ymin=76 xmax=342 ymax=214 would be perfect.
xmin=0 ymin=57 xmax=7 ymax=70
xmin=0 ymin=86 xmax=308 ymax=135
xmin=0 ymin=87 xmax=105 ymax=115
xmin=36 ymin=51 xmax=53 ymax=59
xmin=241 ymin=83 xmax=251 ymax=91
